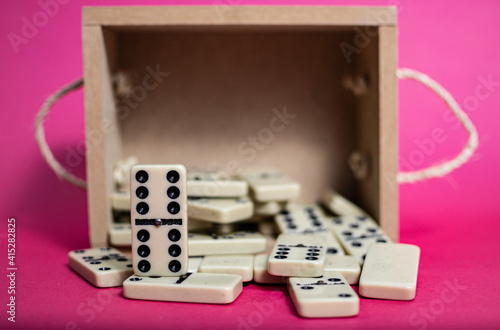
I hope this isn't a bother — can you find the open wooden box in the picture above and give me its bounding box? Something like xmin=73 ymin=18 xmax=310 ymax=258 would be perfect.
xmin=82 ymin=6 xmax=398 ymax=247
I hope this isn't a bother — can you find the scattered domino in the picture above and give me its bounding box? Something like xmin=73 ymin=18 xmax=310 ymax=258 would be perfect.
xmin=68 ymin=247 xmax=133 ymax=288
xmin=327 ymin=214 xmax=392 ymax=264
xmin=188 ymin=231 xmax=266 ymax=256
xmin=320 ymin=189 xmax=368 ymax=216
xmin=111 ymin=191 xmax=131 ymax=211
xmin=188 ymin=197 xmax=254 ymax=223
xmin=253 ymin=254 xmax=285 ymax=284
xmin=254 ymin=201 xmax=286 ymax=216
xmin=187 ymin=168 xmax=248 ymax=197
xmin=239 ymin=169 xmax=300 ymax=202
xmin=274 ymin=204 xmax=329 ymax=234
xmin=288 ymin=271 xmax=359 ymax=318
xmin=268 ymin=234 xmax=326 ymax=277
xmin=359 ymin=243 xmax=421 ymax=300
xmin=123 ymin=272 xmax=243 ymax=304
xmin=130 ymin=164 xmax=188 ymax=276
xmin=323 ymin=255 xmax=360 ymax=285
xmin=199 ymin=255 xmax=254 ymax=282
xmin=187 ymin=256 xmax=204 ymax=273
xmin=109 ymin=223 xmax=131 ymax=246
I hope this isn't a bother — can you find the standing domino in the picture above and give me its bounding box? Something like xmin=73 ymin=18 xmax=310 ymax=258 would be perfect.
xmin=68 ymin=247 xmax=133 ymax=288
xmin=288 ymin=271 xmax=359 ymax=318
xmin=131 ymin=164 xmax=188 ymax=276
xmin=359 ymin=243 xmax=420 ymax=300
xmin=268 ymin=234 xmax=326 ymax=277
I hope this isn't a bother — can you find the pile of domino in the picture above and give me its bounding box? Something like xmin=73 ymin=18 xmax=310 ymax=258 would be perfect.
xmin=69 ymin=163 xmax=420 ymax=318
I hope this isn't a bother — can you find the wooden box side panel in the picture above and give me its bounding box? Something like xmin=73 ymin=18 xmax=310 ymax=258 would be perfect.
xmin=83 ymin=26 xmax=122 ymax=246
xmin=82 ymin=6 xmax=396 ymax=27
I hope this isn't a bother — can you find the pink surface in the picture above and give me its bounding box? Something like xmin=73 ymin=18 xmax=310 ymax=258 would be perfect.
xmin=1 ymin=0 xmax=499 ymax=329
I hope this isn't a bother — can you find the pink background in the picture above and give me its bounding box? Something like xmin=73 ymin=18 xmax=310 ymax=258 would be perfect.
xmin=1 ymin=0 xmax=499 ymax=328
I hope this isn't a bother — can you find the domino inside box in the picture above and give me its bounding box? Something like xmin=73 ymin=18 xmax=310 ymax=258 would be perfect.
xmin=82 ymin=6 xmax=398 ymax=247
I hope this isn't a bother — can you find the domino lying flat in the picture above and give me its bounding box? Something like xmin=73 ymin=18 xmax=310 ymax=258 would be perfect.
xmin=359 ymin=243 xmax=420 ymax=300
xmin=268 ymin=234 xmax=326 ymax=277
xmin=254 ymin=201 xmax=287 ymax=216
xmin=320 ymin=188 xmax=368 ymax=216
xmin=123 ymin=272 xmax=243 ymax=304
xmin=274 ymin=204 xmax=329 ymax=234
xmin=288 ymin=271 xmax=359 ymax=318
xmin=131 ymin=164 xmax=188 ymax=276
xmin=327 ymin=214 xmax=392 ymax=264
xmin=187 ymin=198 xmax=254 ymax=223
xmin=187 ymin=257 xmax=204 ymax=273
xmin=239 ymin=169 xmax=300 ymax=202
xmin=68 ymin=247 xmax=133 ymax=288
xmin=187 ymin=168 xmax=248 ymax=198
xmin=109 ymin=223 xmax=131 ymax=247
xmin=188 ymin=231 xmax=267 ymax=256
xmin=253 ymin=254 xmax=285 ymax=284
xmin=323 ymin=255 xmax=360 ymax=285
xmin=199 ymin=255 xmax=254 ymax=282
xmin=111 ymin=191 xmax=131 ymax=211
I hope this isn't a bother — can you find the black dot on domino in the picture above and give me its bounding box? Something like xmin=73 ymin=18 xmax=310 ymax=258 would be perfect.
xmin=305 ymin=257 xmax=318 ymax=261
xmin=308 ymin=248 xmax=320 ymax=252
xmin=137 ymin=245 xmax=151 ymax=257
xmin=136 ymin=170 xmax=149 ymax=183
xmin=117 ymin=258 xmax=128 ymax=262
xmin=377 ymin=239 xmax=387 ymax=243
xmin=274 ymin=255 xmax=287 ymax=259
xmin=349 ymin=223 xmax=359 ymax=228
xmin=328 ymin=277 xmax=342 ymax=282
xmin=98 ymin=267 xmax=111 ymax=271
xmin=168 ymin=229 xmax=181 ymax=242
xmin=149 ymin=276 xmax=161 ymax=278
xmin=168 ymin=244 xmax=182 ymax=257
xmin=327 ymin=248 xmax=338 ymax=254
xmin=167 ymin=202 xmax=180 ymax=214
xmin=307 ymin=253 xmax=319 ymax=257
xmin=276 ymin=251 xmax=288 ymax=255
xmin=301 ymin=286 xmax=314 ymax=290
xmin=167 ymin=186 xmax=180 ymax=199
xmin=352 ymin=242 xmax=362 ymax=247
xmin=287 ymin=224 xmax=297 ymax=229
xmin=367 ymin=227 xmax=377 ymax=233
xmin=138 ymin=260 xmax=151 ymax=273
xmin=137 ymin=229 xmax=150 ymax=242
xmin=136 ymin=202 xmax=149 ymax=215
xmin=166 ymin=170 xmax=180 ymax=183
xmin=130 ymin=277 xmax=142 ymax=282
xmin=333 ymin=218 xmax=343 ymax=225
xmin=90 ymin=261 xmax=101 ymax=265
xmin=75 ymin=250 xmax=85 ymax=253
xmin=278 ymin=247 xmax=290 ymax=251
xmin=83 ymin=256 xmax=93 ymax=260
xmin=342 ymin=231 xmax=352 ymax=236
xmin=168 ymin=260 xmax=181 ymax=272
xmin=338 ymin=293 xmax=352 ymax=298
xmin=136 ymin=186 xmax=149 ymax=199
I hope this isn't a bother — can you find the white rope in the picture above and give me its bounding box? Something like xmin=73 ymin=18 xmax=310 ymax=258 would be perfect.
xmin=396 ymin=68 xmax=479 ymax=183
xmin=35 ymin=77 xmax=86 ymax=189
xmin=35 ymin=69 xmax=479 ymax=188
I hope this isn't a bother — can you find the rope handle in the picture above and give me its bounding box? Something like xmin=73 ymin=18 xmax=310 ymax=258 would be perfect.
xmin=35 ymin=69 xmax=479 ymax=188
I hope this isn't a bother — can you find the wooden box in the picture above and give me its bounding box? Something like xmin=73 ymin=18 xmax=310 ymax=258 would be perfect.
xmin=82 ymin=6 xmax=398 ymax=247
